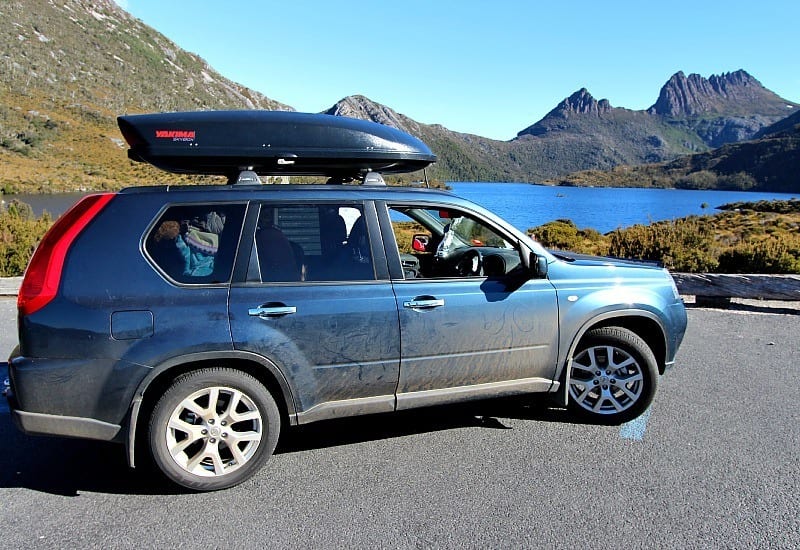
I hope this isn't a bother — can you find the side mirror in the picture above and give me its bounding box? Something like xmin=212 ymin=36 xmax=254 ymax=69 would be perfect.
xmin=534 ymin=255 xmax=548 ymax=278
xmin=412 ymin=234 xmax=430 ymax=252
xmin=521 ymin=247 xmax=548 ymax=279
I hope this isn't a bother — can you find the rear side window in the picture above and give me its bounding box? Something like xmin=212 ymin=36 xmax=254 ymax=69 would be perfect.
xmin=253 ymin=203 xmax=375 ymax=282
xmin=145 ymin=203 xmax=246 ymax=284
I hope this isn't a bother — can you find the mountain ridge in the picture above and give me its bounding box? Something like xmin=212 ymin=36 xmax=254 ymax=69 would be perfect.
xmin=0 ymin=0 xmax=798 ymax=191
xmin=648 ymin=70 xmax=793 ymax=118
xmin=544 ymin=115 xmax=800 ymax=193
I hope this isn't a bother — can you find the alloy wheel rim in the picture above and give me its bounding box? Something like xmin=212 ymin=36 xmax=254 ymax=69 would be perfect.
xmin=165 ymin=386 xmax=263 ymax=477
xmin=569 ymin=345 xmax=644 ymax=414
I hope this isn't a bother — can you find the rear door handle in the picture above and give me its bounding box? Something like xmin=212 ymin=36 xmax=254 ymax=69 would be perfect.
xmin=403 ymin=298 xmax=445 ymax=310
xmin=249 ymin=305 xmax=297 ymax=318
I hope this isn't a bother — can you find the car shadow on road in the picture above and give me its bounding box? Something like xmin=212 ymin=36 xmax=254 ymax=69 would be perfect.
xmin=0 ymin=413 xmax=180 ymax=497
xmin=0 ymin=397 xmax=593 ymax=496
xmin=275 ymin=397 xmax=593 ymax=454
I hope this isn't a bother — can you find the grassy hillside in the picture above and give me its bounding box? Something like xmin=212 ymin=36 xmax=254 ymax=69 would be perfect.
xmin=0 ymin=0 xmax=290 ymax=193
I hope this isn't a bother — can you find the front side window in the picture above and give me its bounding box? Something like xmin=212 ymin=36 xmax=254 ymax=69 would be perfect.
xmin=253 ymin=203 xmax=375 ymax=283
xmin=389 ymin=205 xmax=520 ymax=279
xmin=145 ymin=203 xmax=246 ymax=284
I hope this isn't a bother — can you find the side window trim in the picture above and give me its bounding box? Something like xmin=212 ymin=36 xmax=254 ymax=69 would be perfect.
xmin=376 ymin=200 xmax=406 ymax=281
xmin=363 ymin=200 xmax=390 ymax=281
xmin=232 ymin=201 xmax=260 ymax=284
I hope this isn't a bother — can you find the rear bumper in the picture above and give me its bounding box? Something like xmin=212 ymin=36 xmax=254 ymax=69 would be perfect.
xmin=11 ymin=409 xmax=120 ymax=440
xmin=7 ymin=352 xmax=147 ymax=442
xmin=5 ymin=362 xmax=120 ymax=440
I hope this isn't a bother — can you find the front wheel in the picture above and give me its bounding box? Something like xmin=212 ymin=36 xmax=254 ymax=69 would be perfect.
xmin=149 ymin=368 xmax=281 ymax=491
xmin=568 ymin=327 xmax=658 ymax=423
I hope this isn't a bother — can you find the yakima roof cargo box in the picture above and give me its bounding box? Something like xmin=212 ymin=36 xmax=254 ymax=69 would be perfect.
xmin=117 ymin=111 xmax=436 ymax=178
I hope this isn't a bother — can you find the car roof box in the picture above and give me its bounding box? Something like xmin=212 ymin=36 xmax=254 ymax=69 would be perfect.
xmin=117 ymin=110 xmax=436 ymax=178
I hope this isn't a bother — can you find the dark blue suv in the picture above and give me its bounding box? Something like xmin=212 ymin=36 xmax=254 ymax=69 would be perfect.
xmin=4 ymin=112 xmax=687 ymax=490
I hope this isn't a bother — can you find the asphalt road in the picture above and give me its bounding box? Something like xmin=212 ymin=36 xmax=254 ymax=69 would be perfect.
xmin=1 ymin=298 xmax=798 ymax=549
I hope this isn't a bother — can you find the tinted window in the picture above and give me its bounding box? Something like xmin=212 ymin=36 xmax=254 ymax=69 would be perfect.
xmin=145 ymin=203 xmax=245 ymax=284
xmin=253 ymin=204 xmax=374 ymax=282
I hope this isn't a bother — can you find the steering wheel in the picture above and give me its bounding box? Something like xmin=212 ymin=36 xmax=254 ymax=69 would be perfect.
xmin=455 ymin=248 xmax=483 ymax=277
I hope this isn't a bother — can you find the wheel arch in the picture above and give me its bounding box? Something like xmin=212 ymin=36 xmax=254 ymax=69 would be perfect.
xmin=589 ymin=316 xmax=667 ymax=374
xmin=557 ymin=310 xmax=668 ymax=406
xmin=126 ymin=351 xmax=297 ymax=468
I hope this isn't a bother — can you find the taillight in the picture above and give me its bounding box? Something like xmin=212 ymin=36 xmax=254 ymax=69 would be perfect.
xmin=18 ymin=193 xmax=116 ymax=316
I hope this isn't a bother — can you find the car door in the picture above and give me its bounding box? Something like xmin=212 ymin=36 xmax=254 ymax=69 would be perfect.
xmin=381 ymin=202 xmax=560 ymax=409
xmin=229 ymin=200 xmax=401 ymax=424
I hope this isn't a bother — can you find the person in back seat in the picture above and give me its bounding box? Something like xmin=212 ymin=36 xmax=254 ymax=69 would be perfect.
xmin=256 ymin=225 xmax=302 ymax=282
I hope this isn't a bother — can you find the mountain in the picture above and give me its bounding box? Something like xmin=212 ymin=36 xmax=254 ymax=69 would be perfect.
xmin=648 ymin=70 xmax=796 ymax=147
xmin=516 ymin=88 xmax=700 ymax=170
xmin=511 ymin=70 xmax=798 ymax=176
xmin=330 ymin=73 xmax=798 ymax=183
xmin=0 ymin=0 xmax=797 ymax=192
xmin=649 ymin=70 xmax=792 ymax=118
xmin=324 ymin=95 xmax=526 ymax=182
xmin=546 ymin=114 xmax=800 ymax=193
xmin=755 ymin=108 xmax=800 ymax=138
xmin=0 ymin=0 xmax=291 ymax=192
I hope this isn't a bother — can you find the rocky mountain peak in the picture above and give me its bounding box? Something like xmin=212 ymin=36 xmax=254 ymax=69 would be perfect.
xmin=556 ymin=88 xmax=612 ymax=117
xmin=323 ymin=95 xmax=418 ymax=134
xmin=648 ymin=69 xmax=792 ymax=117
xmin=515 ymin=88 xmax=612 ymax=138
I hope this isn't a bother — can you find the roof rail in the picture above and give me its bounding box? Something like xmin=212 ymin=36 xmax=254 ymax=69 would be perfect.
xmin=362 ymin=172 xmax=386 ymax=186
xmin=228 ymin=169 xmax=262 ymax=185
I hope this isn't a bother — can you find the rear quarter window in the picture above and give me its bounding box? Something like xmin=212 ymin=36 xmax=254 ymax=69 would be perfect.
xmin=145 ymin=203 xmax=246 ymax=284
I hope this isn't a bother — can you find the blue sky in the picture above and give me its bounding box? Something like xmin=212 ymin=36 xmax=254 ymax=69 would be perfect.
xmin=117 ymin=0 xmax=800 ymax=141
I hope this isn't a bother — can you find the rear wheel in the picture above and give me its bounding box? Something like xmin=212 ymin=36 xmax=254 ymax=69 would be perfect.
xmin=568 ymin=327 xmax=658 ymax=423
xmin=149 ymin=368 xmax=280 ymax=491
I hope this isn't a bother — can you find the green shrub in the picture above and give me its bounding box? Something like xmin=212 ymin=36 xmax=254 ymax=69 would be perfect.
xmin=607 ymin=217 xmax=719 ymax=271
xmin=531 ymin=219 xmax=608 ymax=255
xmin=0 ymin=200 xmax=52 ymax=276
xmin=717 ymin=237 xmax=800 ymax=273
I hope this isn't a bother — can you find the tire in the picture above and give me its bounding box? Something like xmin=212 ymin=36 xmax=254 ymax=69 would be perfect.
xmin=567 ymin=327 xmax=658 ymax=424
xmin=148 ymin=368 xmax=280 ymax=491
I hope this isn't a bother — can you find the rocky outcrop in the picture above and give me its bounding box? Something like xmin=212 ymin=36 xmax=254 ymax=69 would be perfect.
xmin=516 ymin=89 xmax=612 ymax=137
xmin=648 ymin=70 xmax=794 ymax=117
xmin=323 ymin=95 xmax=418 ymax=135
xmin=553 ymin=89 xmax=612 ymax=117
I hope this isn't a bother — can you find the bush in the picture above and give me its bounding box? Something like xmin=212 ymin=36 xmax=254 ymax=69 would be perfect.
xmin=0 ymin=200 xmax=52 ymax=276
xmin=608 ymin=218 xmax=719 ymax=271
xmin=675 ymin=170 xmax=718 ymax=189
xmin=531 ymin=219 xmax=608 ymax=255
xmin=717 ymin=237 xmax=800 ymax=273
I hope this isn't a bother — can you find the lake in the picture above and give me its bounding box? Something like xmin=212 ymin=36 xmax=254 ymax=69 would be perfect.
xmin=7 ymin=183 xmax=798 ymax=234
xmin=450 ymin=183 xmax=798 ymax=233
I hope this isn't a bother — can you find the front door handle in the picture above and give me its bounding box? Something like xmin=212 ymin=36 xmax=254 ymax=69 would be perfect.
xmin=249 ymin=305 xmax=297 ymax=318
xmin=403 ymin=298 xmax=445 ymax=310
